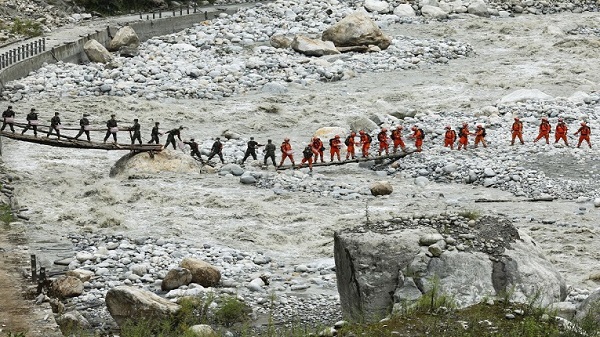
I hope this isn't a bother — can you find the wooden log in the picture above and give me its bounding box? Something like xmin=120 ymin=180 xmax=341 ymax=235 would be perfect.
xmin=276 ymin=151 xmax=413 ymax=170
xmin=474 ymin=197 xmax=554 ymax=203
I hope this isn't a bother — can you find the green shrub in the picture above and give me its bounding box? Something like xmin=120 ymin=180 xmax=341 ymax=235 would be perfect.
xmin=214 ymin=295 xmax=251 ymax=327
xmin=0 ymin=203 xmax=14 ymax=226
xmin=10 ymin=18 xmax=43 ymax=38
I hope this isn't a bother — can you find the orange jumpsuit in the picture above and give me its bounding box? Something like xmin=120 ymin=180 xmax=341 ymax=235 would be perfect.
xmin=330 ymin=137 xmax=342 ymax=161
xmin=457 ymin=126 xmax=469 ymax=150
xmin=299 ymin=146 xmax=313 ymax=171
xmin=360 ymin=134 xmax=371 ymax=157
xmin=575 ymin=126 xmax=591 ymax=148
xmin=391 ymin=129 xmax=406 ymax=152
xmin=511 ymin=121 xmax=524 ymax=145
xmin=278 ymin=141 xmax=295 ymax=167
xmin=411 ymin=129 xmax=423 ymax=152
xmin=377 ymin=131 xmax=389 ymax=155
xmin=534 ymin=121 xmax=551 ymax=144
xmin=311 ymin=138 xmax=324 ymax=163
xmin=345 ymin=135 xmax=356 ymax=159
xmin=444 ymin=130 xmax=456 ymax=149
xmin=474 ymin=128 xmax=487 ymax=148
xmin=555 ymin=122 xmax=568 ymax=145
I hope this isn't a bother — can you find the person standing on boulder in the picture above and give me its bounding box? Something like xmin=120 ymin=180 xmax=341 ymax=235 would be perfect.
xmin=329 ymin=135 xmax=342 ymax=162
xmin=207 ymin=137 xmax=225 ymax=164
xmin=409 ymin=126 xmax=423 ymax=152
xmin=263 ymin=139 xmax=277 ymax=167
xmin=443 ymin=126 xmax=456 ymax=150
xmin=510 ymin=117 xmax=524 ymax=146
xmin=345 ymin=132 xmax=357 ymax=160
xmin=74 ymin=113 xmax=91 ymax=141
xmin=148 ymin=122 xmax=161 ymax=144
xmin=377 ymin=128 xmax=389 ymax=156
xmin=1 ymin=105 xmax=15 ymax=133
xmin=184 ymin=138 xmax=203 ymax=162
xmin=533 ymin=117 xmax=551 ymax=145
xmin=555 ymin=118 xmax=569 ymax=146
xmin=457 ymin=122 xmax=470 ymax=150
xmin=241 ymin=137 xmax=263 ymax=165
xmin=130 ymin=118 xmax=142 ymax=145
xmin=164 ymin=126 xmax=184 ymax=150
xmin=391 ymin=125 xmax=406 ymax=153
xmin=103 ymin=114 xmax=118 ymax=143
xmin=21 ymin=108 xmax=39 ymax=137
xmin=47 ymin=112 xmax=62 ymax=138
xmin=278 ymin=138 xmax=295 ymax=168
xmin=575 ymin=122 xmax=592 ymax=148
xmin=298 ymin=143 xmax=314 ymax=172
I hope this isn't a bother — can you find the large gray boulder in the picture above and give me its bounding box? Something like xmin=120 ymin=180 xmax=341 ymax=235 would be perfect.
xmin=108 ymin=26 xmax=140 ymax=51
xmin=334 ymin=215 xmax=566 ymax=321
xmin=161 ymin=267 xmax=193 ymax=291
xmin=322 ymin=10 xmax=392 ymax=50
xmin=106 ymin=286 xmax=180 ymax=327
xmin=421 ymin=5 xmax=448 ymax=19
xmin=370 ymin=181 xmax=393 ymax=196
xmin=180 ymin=257 xmax=221 ymax=287
xmin=50 ymin=276 xmax=84 ymax=299
xmin=292 ymin=35 xmax=340 ymax=57
xmin=83 ymin=39 xmax=113 ymax=64
xmin=574 ymin=288 xmax=600 ymax=322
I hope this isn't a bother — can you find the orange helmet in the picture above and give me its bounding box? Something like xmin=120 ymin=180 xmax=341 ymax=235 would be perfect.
xmin=581 ymin=122 xmax=587 ymax=126
xmin=462 ymin=122 xmax=467 ymax=126
xmin=445 ymin=125 xmax=451 ymax=129
xmin=335 ymin=135 xmax=340 ymax=138
xmin=542 ymin=117 xmax=548 ymax=121
xmin=284 ymin=138 xmax=290 ymax=141
xmin=558 ymin=118 xmax=563 ymax=122
xmin=359 ymin=130 xmax=365 ymax=134
xmin=411 ymin=125 xmax=418 ymax=130
xmin=351 ymin=132 xmax=356 ymax=136
xmin=477 ymin=124 xmax=482 ymax=128
xmin=396 ymin=125 xmax=403 ymax=129
xmin=514 ymin=117 xmax=519 ymax=121
xmin=382 ymin=128 xmax=387 ymax=132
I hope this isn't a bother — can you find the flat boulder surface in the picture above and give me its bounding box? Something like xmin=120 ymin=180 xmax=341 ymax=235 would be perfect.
xmin=109 ymin=150 xmax=200 ymax=177
xmin=322 ymin=10 xmax=392 ymax=50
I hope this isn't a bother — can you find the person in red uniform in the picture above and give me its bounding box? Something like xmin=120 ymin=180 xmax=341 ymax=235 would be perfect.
xmin=345 ymin=132 xmax=357 ymax=160
xmin=511 ymin=117 xmax=524 ymax=145
xmin=409 ymin=126 xmax=423 ymax=152
xmin=359 ymin=130 xmax=372 ymax=157
xmin=390 ymin=125 xmax=406 ymax=153
xmin=555 ymin=118 xmax=569 ymax=146
xmin=474 ymin=124 xmax=487 ymax=148
xmin=298 ymin=143 xmax=314 ymax=172
xmin=457 ymin=122 xmax=470 ymax=150
xmin=311 ymin=137 xmax=325 ymax=163
xmin=329 ymin=135 xmax=342 ymax=162
xmin=278 ymin=138 xmax=295 ymax=168
xmin=443 ymin=125 xmax=456 ymax=150
xmin=377 ymin=128 xmax=389 ymax=156
xmin=533 ymin=117 xmax=551 ymax=144
xmin=575 ymin=122 xmax=591 ymax=148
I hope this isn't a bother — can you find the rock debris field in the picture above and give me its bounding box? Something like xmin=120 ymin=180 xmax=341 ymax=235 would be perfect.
xmin=3 ymin=0 xmax=600 ymax=334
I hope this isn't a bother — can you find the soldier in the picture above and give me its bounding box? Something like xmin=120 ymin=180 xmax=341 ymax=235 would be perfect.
xmin=164 ymin=126 xmax=184 ymax=150
xmin=207 ymin=137 xmax=225 ymax=164
xmin=311 ymin=137 xmax=325 ymax=163
xmin=47 ymin=112 xmax=61 ymax=138
xmin=278 ymin=138 xmax=295 ymax=168
xmin=263 ymin=139 xmax=277 ymax=167
xmin=377 ymin=128 xmax=389 ymax=156
xmin=443 ymin=126 xmax=456 ymax=150
xmin=533 ymin=117 xmax=551 ymax=145
xmin=358 ymin=130 xmax=372 ymax=157
xmin=148 ymin=122 xmax=161 ymax=144
xmin=329 ymin=135 xmax=342 ymax=162
xmin=409 ymin=126 xmax=424 ymax=152
xmin=130 ymin=118 xmax=142 ymax=145
xmin=241 ymin=137 xmax=263 ymax=165
xmin=474 ymin=124 xmax=488 ymax=148
xmin=575 ymin=122 xmax=591 ymax=148
xmin=391 ymin=126 xmax=406 ymax=153
xmin=457 ymin=122 xmax=470 ymax=150
xmin=1 ymin=105 xmax=15 ymax=133
xmin=184 ymin=138 xmax=203 ymax=161
xmin=74 ymin=113 xmax=91 ymax=141
xmin=21 ymin=108 xmax=39 ymax=137
xmin=555 ymin=118 xmax=569 ymax=146
xmin=298 ymin=143 xmax=314 ymax=172
xmin=103 ymin=114 xmax=118 ymax=143
xmin=510 ymin=117 xmax=524 ymax=146
xmin=345 ymin=132 xmax=357 ymax=160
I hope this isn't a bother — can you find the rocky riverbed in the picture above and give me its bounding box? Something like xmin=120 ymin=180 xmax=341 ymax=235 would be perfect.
xmin=2 ymin=0 xmax=600 ymax=334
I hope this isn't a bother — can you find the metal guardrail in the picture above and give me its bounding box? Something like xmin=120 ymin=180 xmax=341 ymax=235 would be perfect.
xmin=0 ymin=38 xmax=46 ymax=70
xmin=139 ymin=3 xmax=226 ymax=21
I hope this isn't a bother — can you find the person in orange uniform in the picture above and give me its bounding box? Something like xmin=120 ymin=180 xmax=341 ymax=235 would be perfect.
xmin=311 ymin=137 xmax=325 ymax=163
xmin=474 ymin=124 xmax=487 ymax=148
xmin=533 ymin=117 xmax=551 ymax=144
xmin=575 ymin=122 xmax=591 ymax=148
xmin=511 ymin=117 xmax=524 ymax=145
xmin=391 ymin=125 xmax=406 ymax=153
xmin=377 ymin=128 xmax=389 ymax=156
xmin=278 ymin=138 xmax=295 ymax=168
xmin=555 ymin=118 xmax=569 ymax=146
xmin=457 ymin=122 xmax=470 ymax=150
xmin=298 ymin=143 xmax=314 ymax=172
xmin=329 ymin=135 xmax=342 ymax=162
xmin=444 ymin=126 xmax=456 ymax=150
xmin=345 ymin=132 xmax=357 ymax=160
xmin=359 ymin=130 xmax=372 ymax=157
xmin=409 ymin=126 xmax=423 ymax=152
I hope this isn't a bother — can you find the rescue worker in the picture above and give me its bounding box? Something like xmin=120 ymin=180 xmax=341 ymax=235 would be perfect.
xmin=443 ymin=126 xmax=456 ymax=150
xmin=345 ymin=132 xmax=357 ymax=160
xmin=377 ymin=128 xmax=389 ymax=156
xmin=130 ymin=118 xmax=142 ymax=145
xmin=457 ymin=122 xmax=470 ymax=150
xmin=359 ymin=130 xmax=372 ymax=157
xmin=391 ymin=125 xmax=406 ymax=153
xmin=148 ymin=122 xmax=161 ymax=144
xmin=74 ymin=113 xmax=91 ymax=141
xmin=207 ymin=137 xmax=225 ymax=163
xmin=575 ymin=122 xmax=591 ymax=148
xmin=278 ymin=138 xmax=295 ymax=168
xmin=329 ymin=135 xmax=342 ymax=162
xmin=409 ymin=126 xmax=423 ymax=152
xmin=183 ymin=138 xmax=203 ymax=161
xmin=474 ymin=124 xmax=488 ymax=148
xmin=555 ymin=118 xmax=569 ymax=146
xmin=103 ymin=114 xmax=118 ymax=143
xmin=311 ymin=137 xmax=325 ymax=163
xmin=21 ymin=108 xmax=39 ymax=137
xmin=263 ymin=139 xmax=277 ymax=167
xmin=164 ymin=126 xmax=184 ymax=150
xmin=1 ymin=105 xmax=15 ymax=133
xmin=241 ymin=137 xmax=263 ymax=165
xmin=47 ymin=112 xmax=61 ymax=138
xmin=511 ymin=117 xmax=524 ymax=145
xmin=298 ymin=143 xmax=314 ymax=172
xmin=533 ymin=117 xmax=551 ymax=144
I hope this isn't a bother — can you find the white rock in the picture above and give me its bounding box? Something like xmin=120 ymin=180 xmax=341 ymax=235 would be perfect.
xmin=498 ymin=89 xmax=553 ymax=104
xmin=364 ymin=0 xmax=390 ymax=13
xmin=421 ymin=5 xmax=448 ymax=19
xmin=393 ymin=4 xmax=416 ymax=17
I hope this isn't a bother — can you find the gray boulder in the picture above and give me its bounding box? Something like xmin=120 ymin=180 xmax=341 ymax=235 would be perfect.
xmin=421 ymin=5 xmax=448 ymax=19
xmin=188 ymin=324 xmax=218 ymax=337
xmin=322 ymin=10 xmax=392 ymax=50
xmin=180 ymin=257 xmax=221 ymax=287
xmin=270 ymin=35 xmax=292 ymax=49
xmin=84 ymin=39 xmax=113 ymax=64
xmin=467 ymin=0 xmax=489 ymax=17
xmin=161 ymin=267 xmax=193 ymax=291
xmin=56 ymin=310 xmax=90 ymax=335
xmin=364 ymin=0 xmax=391 ymax=13
xmin=106 ymin=286 xmax=180 ymax=326
xmin=220 ymin=163 xmax=245 ymax=176
xmin=292 ymin=35 xmax=340 ymax=57
xmin=394 ymin=4 xmax=417 ymax=17
xmin=108 ymin=26 xmax=140 ymax=51
xmin=50 ymin=276 xmax=84 ymax=299
xmin=370 ymin=181 xmax=393 ymax=196
xmin=349 ymin=116 xmax=378 ymax=133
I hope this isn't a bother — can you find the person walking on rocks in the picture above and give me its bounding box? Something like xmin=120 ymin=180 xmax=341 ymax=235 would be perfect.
xmin=21 ymin=108 xmax=39 ymax=137
xmin=311 ymin=137 xmax=325 ymax=163
xmin=103 ymin=114 xmax=118 ymax=143
xmin=391 ymin=125 xmax=406 ymax=153
xmin=278 ymin=138 xmax=295 ymax=168
xmin=555 ymin=118 xmax=569 ymax=146
xmin=184 ymin=138 xmax=203 ymax=161
xmin=164 ymin=126 xmax=184 ymax=150
xmin=575 ymin=122 xmax=591 ymax=148
xmin=533 ymin=117 xmax=551 ymax=144
xmin=148 ymin=122 xmax=161 ymax=144
xmin=298 ymin=143 xmax=314 ymax=172
xmin=457 ymin=122 xmax=470 ymax=150
xmin=207 ymin=137 xmax=225 ymax=164
xmin=510 ymin=117 xmax=524 ymax=145
xmin=359 ymin=130 xmax=372 ymax=157
xmin=1 ymin=105 xmax=15 ymax=133
xmin=263 ymin=139 xmax=277 ymax=167
xmin=241 ymin=137 xmax=263 ymax=165
xmin=329 ymin=135 xmax=342 ymax=162
xmin=377 ymin=128 xmax=389 ymax=156
xmin=474 ymin=124 xmax=488 ymax=148
xmin=130 ymin=118 xmax=142 ymax=145
xmin=345 ymin=132 xmax=357 ymax=160
xmin=443 ymin=125 xmax=456 ymax=150
xmin=47 ymin=112 xmax=62 ymax=138
xmin=74 ymin=113 xmax=91 ymax=141
xmin=409 ymin=126 xmax=424 ymax=152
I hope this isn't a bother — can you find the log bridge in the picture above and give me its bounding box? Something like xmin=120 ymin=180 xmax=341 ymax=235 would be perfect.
xmin=276 ymin=150 xmax=414 ymax=170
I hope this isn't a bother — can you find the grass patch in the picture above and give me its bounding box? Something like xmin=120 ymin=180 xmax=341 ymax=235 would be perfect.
xmin=9 ymin=18 xmax=43 ymax=38
xmin=0 ymin=203 xmax=15 ymax=226
xmin=214 ymin=295 xmax=252 ymax=327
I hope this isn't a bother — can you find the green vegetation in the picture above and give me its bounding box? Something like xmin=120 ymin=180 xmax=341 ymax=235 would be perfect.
xmin=0 ymin=203 xmax=14 ymax=226
xmin=458 ymin=209 xmax=481 ymax=221
xmin=4 ymin=332 xmax=27 ymax=337
xmin=10 ymin=18 xmax=43 ymax=38
xmin=214 ymin=295 xmax=252 ymax=327
xmin=72 ymin=0 xmax=214 ymax=16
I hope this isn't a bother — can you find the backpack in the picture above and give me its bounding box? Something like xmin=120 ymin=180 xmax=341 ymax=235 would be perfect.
xmin=481 ymin=128 xmax=486 ymax=137
xmin=329 ymin=138 xmax=334 ymax=147
xmin=344 ymin=137 xmax=351 ymax=146
xmin=303 ymin=146 xmax=313 ymax=157
xmin=365 ymin=134 xmax=372 ymax=143
xmin=418 ymin=129 xmax=425 ymax=140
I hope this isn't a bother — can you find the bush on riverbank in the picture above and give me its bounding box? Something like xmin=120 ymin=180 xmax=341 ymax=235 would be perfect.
xmin=72 ymin=0 xmax=211 ymax=15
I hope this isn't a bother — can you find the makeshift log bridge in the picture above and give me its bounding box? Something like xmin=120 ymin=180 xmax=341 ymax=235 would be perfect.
xmin=276 ymin=151 xmax=414 ymax=170
xmin=0 ymin=131 xmax=163 ymax=152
